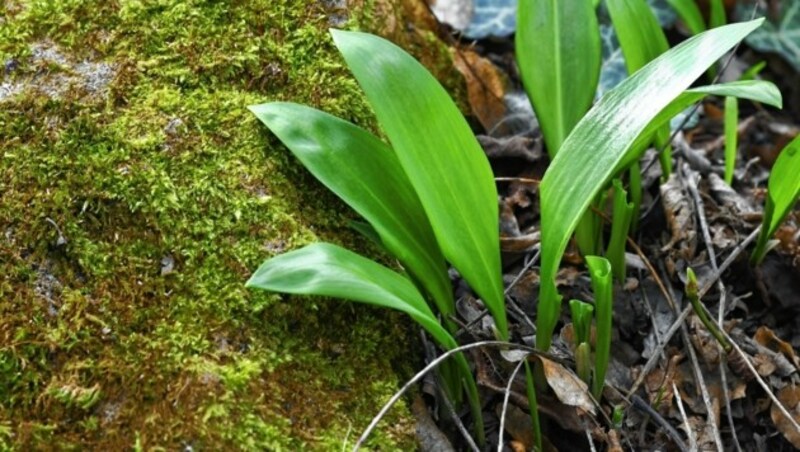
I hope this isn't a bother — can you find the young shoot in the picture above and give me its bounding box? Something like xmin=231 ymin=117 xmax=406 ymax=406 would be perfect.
xmin=751 ymin=134 xmax=800 ymax=264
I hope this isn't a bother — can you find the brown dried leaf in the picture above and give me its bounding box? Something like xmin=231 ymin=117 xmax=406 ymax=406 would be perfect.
xmin=540 ymin=357 xmax=595 ymax=414
xmin=689 ymin=315 xmax=723 ymax=365
xmin=645 ymin=354 xmax=682 ymax=412
xmin=452 ymin=50 xmax=508 ymax=131
xmin=752 ymin=353 xmax=777 ymax=377
xmin=499 ymin=198 xmax=521 ymax=238
xmin=660 ymin=173 xmax=695 ymax=252
xmin=500 ymin=232 xmax=540 ymax=253
xmin=755 ymin=326 xmax=800 ymax=372
xmin=771 ymin=385 xmax=800 ymax=449
xmin=496 ymin=404 xmax=535 ymax=450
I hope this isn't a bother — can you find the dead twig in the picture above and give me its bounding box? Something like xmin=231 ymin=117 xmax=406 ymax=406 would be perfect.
xmin=498 ymin=358 xmax=529 ymax=452
xmin=354 ymin=341 xmax=543 ymax=450
xmin=631 ymin=395 xmax=689 ymax=452
xmin=685 ymin=165 xmax=743 ymax=452
xmin=673 ymin=382 xmax=697 ymax=452
xmin=627 ymin=226 xmax=761 ymax=398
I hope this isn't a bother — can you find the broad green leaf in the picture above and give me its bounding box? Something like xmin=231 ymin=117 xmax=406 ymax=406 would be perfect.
xmin=538 ymin=19 xmax=766 ymax=350
xmin=330 ymin=30 xmax=508 ymax=338
xmin=247 ymin=242 xmax=487 ymax=443
xmin=617 ymin=80 xmax=782 ymax=171
xmin=667 ymin=0 xmax=707 ymax=34
xmin=246 ymin=243 xmax=457 ymax=350
xmin=249 ymin=103 xmax=454 ymax=318
xmin=752 ymin=134 xmax=800 ymax=263
xmin=606 ymin=0 xmax=674 ymax=177
xmin=745 ymin=0 xmax=800 ymax=72
xmin=606 ymin=0 xmax=670 ymax=74
xmin=517 ymin=0 xmax=601 ymax=155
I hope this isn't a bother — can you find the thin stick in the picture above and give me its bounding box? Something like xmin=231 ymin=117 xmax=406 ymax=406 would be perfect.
xmin=353 ymin=341 xmax=540 ymax=450
xmin=680 ymin=322 xmax=724 ymax=451
xmin=721 ymin=329 xmax=800 ymax=433
xmin=498 ymin=358 xmax=529 ymax=452
xmin=438 ymin=377 xmax=480 ymax=452
xmin=627 ymin=227 xmax=761 ymax=397
xmin=421 ymin=332 xmax=480 ymax=452
xmin=685 ymin=165 xmax=743 ymax=451
xmin=457 ymin=249 xmax=541 ymax=337
xmin=631 ymin=395 xmax=689 ymax=452
xmin=495 ymin=177 xmax=541 ymax=185
xmin=673 ymin=382 xmax=697 ymax=452
xmin=585 ymin=426 xmax=598 ymax=452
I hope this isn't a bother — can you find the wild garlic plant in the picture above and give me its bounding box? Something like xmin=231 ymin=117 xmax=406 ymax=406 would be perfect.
xmin=517 ymin=0 xmax=782 ymax=354
xmin=246 ymin=2 xmax=790 ymax=446
xmin=246 ymin=29 xmax=513 ymax=445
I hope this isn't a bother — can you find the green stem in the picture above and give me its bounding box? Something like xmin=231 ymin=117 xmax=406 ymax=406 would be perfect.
xmin=724 ymin=96 xmax=739 ymax=185
xmin=454 ymin=353 xmax=485 ymax=446
xmin=628 ymin=162 xmax=642 ymax=233
xmin=608 ymin=179 xmax=634 ymax=282
xmin=586 ymin=256 xmax=612 ymax=399
xmin=656 ymin=127 xmax=673 ymax=180
xmin=524 ymin=361 xmax=543 ymax=452
xmin=685 ymin=268 xmax=731 ymax=351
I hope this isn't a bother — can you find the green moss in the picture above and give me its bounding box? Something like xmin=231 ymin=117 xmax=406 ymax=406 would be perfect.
xmin=0 ymin=0 xmax=466 ymax=449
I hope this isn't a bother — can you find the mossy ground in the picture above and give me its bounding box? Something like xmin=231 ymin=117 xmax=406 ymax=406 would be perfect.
xmin=0 ymin=1 xmax=465 ymax=449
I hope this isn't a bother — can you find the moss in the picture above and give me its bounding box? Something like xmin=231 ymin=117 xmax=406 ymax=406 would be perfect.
xmin=0 ymin=0 xmax=466 ymax=449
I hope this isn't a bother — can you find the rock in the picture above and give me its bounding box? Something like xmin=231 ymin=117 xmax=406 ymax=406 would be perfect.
xmin=0 ymin=1 xmax=463 ymax=449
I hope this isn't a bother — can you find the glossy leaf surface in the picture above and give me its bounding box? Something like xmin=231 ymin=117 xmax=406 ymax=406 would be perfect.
xmin=249 ymin=102 xmax=454 ymax=317
xmin=618 ymin=80 xmax=782 ymax=171
xmin=517 ymin=0 xmax=600 ymax=155
xmin=331 ymin=30 xmax=508 ymax=337
xmin=247 ymin=243 xmax=457 ymax=349
xmin=538 ymin=19 xmax=766 ymax=350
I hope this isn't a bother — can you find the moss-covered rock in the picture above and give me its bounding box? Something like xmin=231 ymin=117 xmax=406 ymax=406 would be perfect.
xmin=0 ymin=1 xmax=466 ymax=449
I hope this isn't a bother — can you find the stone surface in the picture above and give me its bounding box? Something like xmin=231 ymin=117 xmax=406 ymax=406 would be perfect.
xmin=0 ymin=0 xmax=466 ymax=449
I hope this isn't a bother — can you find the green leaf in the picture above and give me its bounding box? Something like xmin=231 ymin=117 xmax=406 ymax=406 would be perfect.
xmin=752 ymin=134 xmax=800 ymax=263
xmin=538 ymin=19 xmax=766 ymax=350
xmin=246 ymin=243 xmax=456 ymax=349
xmin=247 ymin=243 xmax=487 ymax=444
xmin=569 ymin=299 xmax=594 ymax=345
xmin=618 ymin=80 xmax=782 ymax=171
xmin=709 ymin=0 xmax=727 ymax=28
xmin=745 ymin=0 xmax=800 ymax=72
xmin=330 ymin=29 xmax=508 ymax=338
xmin=606 ymin=0 xmax=674 ymax=178
xmin=667 ymin=0 xmax=707 ymax=35
xmin=606 ymin=0 xmax=670 ymax=74
xmin=724 ymin=96 xmax=739 ymax=184
xmin=516 ymin=0 xmax=601 ymax=155
xmin=249 ymin=102 xmax=454 ymax=318
xmin=585 ymin=256 xmax=612 ymax=399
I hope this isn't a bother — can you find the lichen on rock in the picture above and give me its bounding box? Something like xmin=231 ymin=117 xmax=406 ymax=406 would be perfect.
xmin=0 ymin=0 xmax=466 ymax=449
